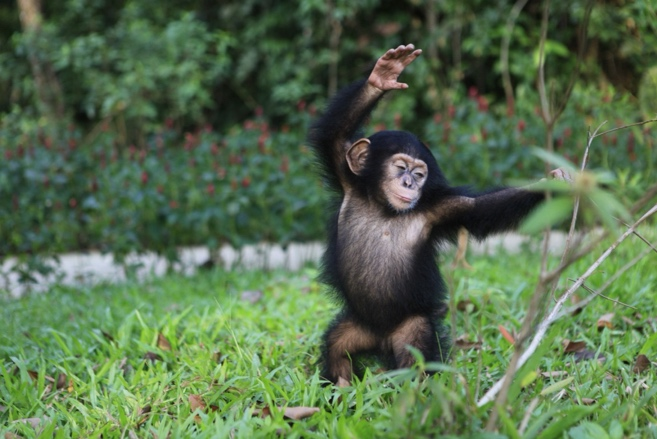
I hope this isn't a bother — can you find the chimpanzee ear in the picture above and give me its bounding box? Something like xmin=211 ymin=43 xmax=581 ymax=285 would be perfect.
xmin=346 ymin=138 xmax=371 ymax=175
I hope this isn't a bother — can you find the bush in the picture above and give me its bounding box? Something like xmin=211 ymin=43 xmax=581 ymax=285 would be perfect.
xmin=2 ymin=80 xmax=654 ymax=269
xmin=0 ymin=104 xmax=327 ymax=265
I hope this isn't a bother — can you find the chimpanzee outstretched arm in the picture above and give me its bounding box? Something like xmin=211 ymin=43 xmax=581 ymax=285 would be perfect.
xmin=460 ymin=188 xmax=544 ymax=240
xmin=309 ymin=45 xmax=422 ymax=191
xmin=462 ymin=168 xmax=574 ymax=239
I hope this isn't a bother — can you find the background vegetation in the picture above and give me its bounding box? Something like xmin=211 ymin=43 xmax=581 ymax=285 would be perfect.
xmin=1 ymin=0 xmax=656 ymax=271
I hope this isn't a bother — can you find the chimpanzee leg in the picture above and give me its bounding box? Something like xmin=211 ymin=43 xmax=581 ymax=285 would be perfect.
xmin=322 ymin=312 xmax=379 ymax=385
xmin=388 ymin=315 xmax=445 ymax=368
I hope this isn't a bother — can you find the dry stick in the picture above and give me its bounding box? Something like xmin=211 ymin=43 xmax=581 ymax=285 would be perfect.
xmin=575 ymin=281 xmax=636 ymax=310
xmin=553 ymin=121 xmax=607 ymax=288
xmin=560 ymin=243 xmax=655 ymax=317
xmin=594 ymin=118 xmax=657 ymax=139
xmin=477 ymin=202 xmax=657 ymax=407
xmin=484 ymin=2 xmax=554 ymax=428
xmin=518 ymin=397 xmax=540 ymax=436
xmin=622 ymin=224 xmax=657 ymax=254
xmin=630 ymin=182 xmax=657 ymax=215
xmin=500 ymin=0 xmax=530 ymax=112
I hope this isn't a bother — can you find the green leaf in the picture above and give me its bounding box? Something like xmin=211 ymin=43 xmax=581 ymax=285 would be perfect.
xmin=568 ymin=422 xmax=610 ymax=439
xmin=531 ymin=148 xmax=578 ymax=171
xmin=537 ymin=406 xmax=597 ymax=439
xmin=540 ymin=376 xmax=574 ymax=396
xmin=587 ymin=190 xmax=631 ymax=229
xmin=520 ymin=370 xmax=538 ymax=388
xmin=520 ymin=197 xmax=574 ymax=234
xmin=639 ymin=332 xmax=657 ymax=355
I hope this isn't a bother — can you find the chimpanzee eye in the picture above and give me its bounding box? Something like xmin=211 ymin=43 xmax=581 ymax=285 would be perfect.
xmin=413 ymin=171 xmax=425 ymax=179
xmin=396 ymin=164 xmax=406 ymax=171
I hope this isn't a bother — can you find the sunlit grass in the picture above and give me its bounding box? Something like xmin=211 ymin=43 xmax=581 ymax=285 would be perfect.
xmin=1 ymin=235 xmax=656 ymax=437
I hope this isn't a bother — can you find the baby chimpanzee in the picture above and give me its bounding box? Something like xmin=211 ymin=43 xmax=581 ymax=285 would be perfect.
xmin=309 ymin=44 xmax=568 ymax=385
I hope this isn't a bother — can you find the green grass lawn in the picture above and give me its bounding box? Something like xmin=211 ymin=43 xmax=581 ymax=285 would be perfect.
xmin=1 ymin=237 xmax=656 ymax=438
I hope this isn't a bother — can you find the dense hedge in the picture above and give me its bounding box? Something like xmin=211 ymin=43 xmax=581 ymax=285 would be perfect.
xmin=0 ymin=1 xmax=655 ymax=281
xmin=1 ymin=83 xmax=653 ymax=265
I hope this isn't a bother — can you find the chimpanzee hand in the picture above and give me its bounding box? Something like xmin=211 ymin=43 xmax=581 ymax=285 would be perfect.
xmin=368 ymin=44 xmax=422 ymax=91
xmin=549 ymin=168 xmax=574 ymax=184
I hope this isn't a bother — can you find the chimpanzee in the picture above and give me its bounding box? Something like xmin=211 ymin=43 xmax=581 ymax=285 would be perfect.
xmin=308 ymin=44 xmax=568 ymax=385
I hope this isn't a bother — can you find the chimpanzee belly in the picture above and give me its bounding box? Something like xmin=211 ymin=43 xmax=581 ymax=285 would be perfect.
xmin=336 ymin=209 xmax=435 ymax=329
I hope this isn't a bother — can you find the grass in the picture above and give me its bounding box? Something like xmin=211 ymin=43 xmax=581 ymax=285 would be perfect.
xmin=1 ymin=234 xmax=657 ymax=438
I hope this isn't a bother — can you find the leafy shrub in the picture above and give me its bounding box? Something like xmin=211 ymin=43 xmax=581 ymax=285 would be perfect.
xmin=2 ymin=81 xmax=654 ymax=268
xmin=0 ymin=104 xmax=327 ymax=266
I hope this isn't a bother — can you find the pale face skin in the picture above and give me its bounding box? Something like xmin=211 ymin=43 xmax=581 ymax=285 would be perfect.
xmin=381 ymin=153 xmax=428 ymax=212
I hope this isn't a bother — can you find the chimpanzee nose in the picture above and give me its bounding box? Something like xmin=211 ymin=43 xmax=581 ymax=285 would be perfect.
xmin=402 ymin=174 xmax=413 ymax=188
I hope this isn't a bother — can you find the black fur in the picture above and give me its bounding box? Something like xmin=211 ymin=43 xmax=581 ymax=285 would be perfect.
xmin=309 ymin=73 xmax=545 ymax=385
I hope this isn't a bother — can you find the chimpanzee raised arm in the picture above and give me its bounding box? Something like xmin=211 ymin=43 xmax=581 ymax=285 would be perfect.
xmin=309 ymin=45 xmax=422 ymax=193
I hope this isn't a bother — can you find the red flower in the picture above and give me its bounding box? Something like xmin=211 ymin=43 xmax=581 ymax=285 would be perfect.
xmin=69 ymin=198 xmax=77 ymax=208
xmin=141 ymin=171 xmax=148 ymax=185
xmin=517 ymin=120 xmax=526 ymax=133
xmin=206 ymin=183 xmax=215 ymax=195
xmin=241 ymin=176 xmax=251 ymax=188
xmin=169 ymin=200 xmax=178 ymax=209
xmin=477 ymin=96 xmax=488 ymax=112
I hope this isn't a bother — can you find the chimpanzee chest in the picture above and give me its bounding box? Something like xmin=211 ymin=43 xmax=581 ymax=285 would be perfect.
xmin=336 ymin=202 xmax=430 ymax=303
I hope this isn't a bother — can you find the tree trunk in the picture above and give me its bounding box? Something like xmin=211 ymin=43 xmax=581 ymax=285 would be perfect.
xmin=17 ymin=0 xmax=65 ymax=120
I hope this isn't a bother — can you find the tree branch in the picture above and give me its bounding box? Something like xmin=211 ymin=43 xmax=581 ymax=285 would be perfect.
xmin=478 ymin=203 xmax=657 ymax=407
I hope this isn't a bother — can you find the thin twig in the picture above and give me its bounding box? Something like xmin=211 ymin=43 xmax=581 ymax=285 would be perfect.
xmin=536 ymin=0 xmax=551 ymax=126
xmin=594 ymin=118 xmax=657 ymax=139
xmin=518 ymin=398 xmax=540 ymax=435
xmin=477 ymin=203 xmax=657 ymax=407
xmin=550 ymin=1 xmax=593 ymax=122
xmin=574 ymin=281 xmax=637 ymax=310
xmin=560 ymin=243 xmax=655 ymax=316
xmin=631 ymin=182 xmax=657 ymax=215
xmin=621 ymin=223 xmax=657 ymax=254
xmin=555 ymin=121 xmax=607 ymax=282
xmin=500 ymin=0 xmax=530 ymax=113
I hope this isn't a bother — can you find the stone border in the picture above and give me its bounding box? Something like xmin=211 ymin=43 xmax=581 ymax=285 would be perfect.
xmin=1 ymin=233 xmax=567 ymax=298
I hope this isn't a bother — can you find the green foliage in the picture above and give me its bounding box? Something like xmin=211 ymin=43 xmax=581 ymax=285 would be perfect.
xmin=0 ymin=106 xmax=325 ymax=265
xmin=2 ymin=0 xmax=657 ymax=132
xmin=1 ymin=0 xmax=656 ymax=278
xmin=1 ymin=239 xmax=656 ymax=436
